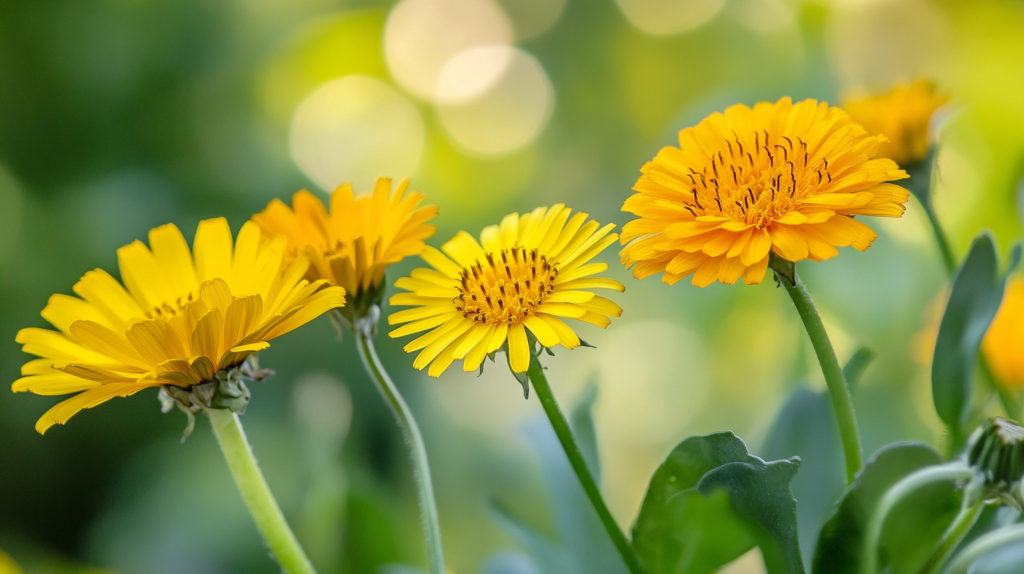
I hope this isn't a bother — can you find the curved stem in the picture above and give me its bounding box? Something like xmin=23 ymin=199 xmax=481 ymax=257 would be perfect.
xmin=916 ymin=498 xmax=984 ymax=574
xmin=527 ymin=355 xmax=645 ymax=574
xmin=947 ymin=523 xmax=1024 ymax=574
xmin=775 ymin=262 xmax=862 ymax=484
xmin=206 ymin=408 xmax=317 ymax=574
xmin=861 ymin=463 xmax=975 ymax=574
xmin=921 ymin=198 xmax=957 ymax=276
xmin=354 ymin=330 xmax=445 ymax=574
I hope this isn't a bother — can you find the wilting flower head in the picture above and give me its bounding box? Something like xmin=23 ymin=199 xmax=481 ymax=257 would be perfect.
xmin=252 ymin=177 xmax=437 ymax=319
xmin=620 ymin=97 xmax=910 ymax=287
xmin=843 ymin=80 xmax=948 ymax=166
xmin=13 ymin=219 xmax=346 ymax=434
xmin=388 ymin=204 xmax=624 ymax=376
xmin=983 ymin=277 xmax=1024 ymax=389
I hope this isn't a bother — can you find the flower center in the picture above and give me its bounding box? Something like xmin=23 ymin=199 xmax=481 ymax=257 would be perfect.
xmin=146 ymin=291 xmax=197 ymax=320
xmin=682 ymin=131 xmax=836 ymax=228
xmin=455 ymin=246 xmax=557 ymax=326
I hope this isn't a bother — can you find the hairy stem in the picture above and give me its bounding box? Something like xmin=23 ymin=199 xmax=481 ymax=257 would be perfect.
xmin=207 ymin=408 xmax=317 ymax=574
xmin=354 ymin=330 xmax=445 ymax=574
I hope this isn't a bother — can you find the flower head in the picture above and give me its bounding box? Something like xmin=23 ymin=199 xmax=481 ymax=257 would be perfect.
xmin=252 ymin=177 xmax=437 ymax=320
xmin=620 ymin=97 xmax=910 ymax=287
xmin=13 ymin=219 xmax=346 ymax=434
xmin=983 ymin=277 xmax=1024 ymax=389
xmin=388 ymin=204 xmax=624 ymax=376
xmin=843 ymin=79 xmax=948 ymax=166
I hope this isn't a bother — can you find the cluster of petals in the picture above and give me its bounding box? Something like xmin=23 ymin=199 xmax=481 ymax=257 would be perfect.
xmin=13 ymin=219 xmax=346 ymax=433
xmin=387 ymin=204 xmax=624 ymax=376
xmin=843 ymin=79 xmax=948 ymax=166
xmin=620 ymin=97 xmax=910 ymax=288
xmin=252 ymin=176 xmax=437 ymax=297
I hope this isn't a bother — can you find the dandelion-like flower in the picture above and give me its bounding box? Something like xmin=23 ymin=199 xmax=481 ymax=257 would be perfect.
xmin=388 ymin=204 xmax=624 ymax=376
xmin=13 ymin=219 xmax=346 ymax=434
xmin=984 ymin=277 xmax=1024 ymax=389
xmin=252 ymin=177 xmax=437 ymax=319
xmin=843 ymin=79 xmax=948 ymax=166
xmin=620 ymin=97 xmax=910 ymax=287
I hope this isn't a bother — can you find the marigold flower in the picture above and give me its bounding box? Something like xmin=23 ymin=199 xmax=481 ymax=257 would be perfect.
xmin=843 ymin=79 xmax=948 ymax=166
xmin=13 ymin=219 xmax=346 ymax=434
xmin=983 ymin=277 xmax=1024 ymax=389
xmin=251 ymin=177 xmax=437 ymax=317
xmin=388 ymin=204 xmax=624 ymax=376
xmin=620 ymin=97 xmax=910 ymax=287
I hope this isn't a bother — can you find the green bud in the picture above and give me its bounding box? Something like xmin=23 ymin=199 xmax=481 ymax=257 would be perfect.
xmin=967 ymin=417 xmax=1024 ymax=510
xmin=158 ymin=357 xmax=273 ymax=441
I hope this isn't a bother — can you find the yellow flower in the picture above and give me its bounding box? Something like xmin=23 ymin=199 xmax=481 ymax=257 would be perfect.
xmin=843 ymin=79 xmax=948 ymax=166
xmin=387 ymin=204 xmax=624 ymax=376
xmin=13 ymin=219 xmax=346 ymax=434
xmin=983 ymin=277 xmax=1024 ymax=389
xmin=620 ymin=97 xmax=910 ymax=288
xmin=251 ymin=177 xmax=438 ymax=310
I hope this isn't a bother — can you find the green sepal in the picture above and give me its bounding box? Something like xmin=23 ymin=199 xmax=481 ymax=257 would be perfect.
xmin=769 ymin=252 xmax=796 ymax=287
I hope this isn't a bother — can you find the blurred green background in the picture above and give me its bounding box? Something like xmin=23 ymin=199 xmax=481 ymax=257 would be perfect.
xmin=2 ymin=0 xmax=1023 ymax=572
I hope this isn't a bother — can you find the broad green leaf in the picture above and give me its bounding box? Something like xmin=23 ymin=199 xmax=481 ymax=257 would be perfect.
xmin=812 ymin=443 xmax=961 ymax=574
xmin=932 ymin=232 xmax=1022 ymax=439
xmin=761 ymin=347 xmax=874 ymax=570
xmin=487 ymin=499 xmax=574 ymax=574
xmin=632 ymin=432 xmax=804 ymax=574
xmin=482 ymin=551 xmax=544 ymax=574
xmin=698 ymin=457 xmax=803 ymax=574
xmin=903 ymin=149 xmax=935 ymax=207
xmin=569 ymin=384 xmax=600 ymax=485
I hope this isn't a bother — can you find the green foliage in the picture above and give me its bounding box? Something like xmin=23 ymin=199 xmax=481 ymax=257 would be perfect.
xmin=761 ymin=347 xmax=875 ymax=570
xmin=812 ymin=443 xmax=961 ymax=574
xmin=632 ymin=431 xmax=803 ymax=574
xmin=932 ymin=232 xmax=1021 ymax=442
xmin=487 ymin=386 xmax=625 ymax=574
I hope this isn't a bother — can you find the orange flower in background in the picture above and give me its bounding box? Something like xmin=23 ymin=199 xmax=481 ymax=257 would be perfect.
xmin=13 ymin=220 xmax=346 ymax=433
xmin=843 ymin=79 xmax=948 ymax=166
xmin=252 ymin=176 xmax=438 ymax=301
xmin=983 ymin=277 xmax=1024 ymax=389
xmin=620 ymin=97 xmax=910 ymax=287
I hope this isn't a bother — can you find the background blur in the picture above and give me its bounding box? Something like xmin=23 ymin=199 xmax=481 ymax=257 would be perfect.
xmin=2 ymin=0 xmax=1024 ymax=572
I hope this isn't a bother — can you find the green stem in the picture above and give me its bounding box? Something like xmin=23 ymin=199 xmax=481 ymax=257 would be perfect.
xmin=916 ymin=499 xmax=984 ymax=574
xmin=921 ymin=197 xmax=958 ymax=276
xmin=206 ymin=407 xmax=317 ymax=574
xmin=774 ymin=261 xmax=863 ymax=484
xmin=527 ymin=355 xmax=645 ymax=574
xmin=354 ymin=330 xmax=445 ymax=574
xmin=947 ymin=523 xmax=1024 ymax=574
xmin=861 ymin=462 xmax=975 ymax=574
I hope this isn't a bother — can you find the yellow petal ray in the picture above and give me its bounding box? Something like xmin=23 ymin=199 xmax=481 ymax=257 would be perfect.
xmin=67 ymin=322 xmax=150 ymax=370
xmin=194 ymin=217 xmax=234 ymax=284
xmin=463 ymin=324 xmax=497 ymax=372
xmin=413 ymin=320 xmax=473 ymax=371
xmin=487 ymin=323 xmax=510 ymax=353
xmin=35 ymin=381 xmax=159 ymax=435
xmin=507 ymin=323 xmax=530 ymax=373
xmin=523 ymin=315 xmax=560 ymax=348
xmin=389 ymin=311 xmax=460 ymax=339
xmin=537 ymin=314 xmax=580 ymax=349
xmin=149 ymin=223 xmax=199 ymax=297
xmin=453 ymin=324 xmax=491 ymax=359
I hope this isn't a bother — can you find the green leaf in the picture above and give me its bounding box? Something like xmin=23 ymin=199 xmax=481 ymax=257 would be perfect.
xmin=698 ymin=457 xmax=803 ymax=574
xmin=632 ymin=432 xmax=804 ymax=574
xmin=812 ymin=443 xmax=961 ymax=574
xmin=487 ymin=499 xmax=574 ymax=574
xmin=932 ymin=232 xmax=1022 ymax=439
xmin=761 ymin=347 xmax=874 ymax=570
xmin=569 ymin=384 xmax=601 ymax=486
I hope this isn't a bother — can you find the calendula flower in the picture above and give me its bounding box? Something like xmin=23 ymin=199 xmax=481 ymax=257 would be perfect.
xmin=252 ymin=177 xmax=437 ymax=320
xmin=388 ymin=204 xmax=624 ymax=376
xmin=620 ymin=97 xmax=910 ymax=287
xmin=13 ymin=219 xmax=346 ymax=434
xmin=983 ymin=277 xmax=1024 ymax=389
xmin=843 ymin=79 xmax=948 ymax=166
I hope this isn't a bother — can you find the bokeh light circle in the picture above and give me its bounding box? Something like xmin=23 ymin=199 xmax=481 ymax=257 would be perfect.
xmin=436 ymin=45 xmax=554 ymax=156
xmin=384 ymin=0 xmax=514 ymax=101
xmin=289 ymin=75 xmax=425 ymax=191
xmin=615 ymin=0 xmax=725 ymax=36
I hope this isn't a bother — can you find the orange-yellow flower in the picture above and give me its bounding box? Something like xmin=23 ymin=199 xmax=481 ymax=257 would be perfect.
xmin=620 ymin=97 xmax=910 ymax=287
xmin=983 ymin=277 xmax=1024 ymax=389
xmin=388 ymin=204 xmax=624 ymax=376
xmin=251 ymin=177 xmax=437 ymax=305
xmin=13 ymin=219 xmax=346 ymax=434
xmin=843 ymin=80 xmax=948 ymax=166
